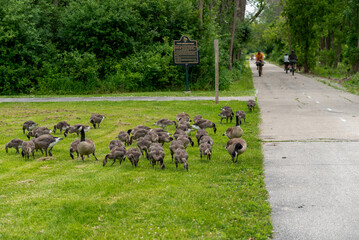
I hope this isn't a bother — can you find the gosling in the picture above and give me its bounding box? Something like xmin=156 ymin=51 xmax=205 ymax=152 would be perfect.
xmin=199 ymin=142 xmax=212 ymax=161
xmin=103 ymin=146 xmax=126 ymax=166
xmin=90 ymin=114 xmax=105 ymax=129
xmin=174 ymin=148 xmax=189 ymax=171
xmin=21 ymin=140 xmax=35 ymax=160
xmin=53 ymin=121 xmax=70 ymax=134
xmin=236 ymin=110 xmax=246 ymax=125
xmin=126 ymin=147 xmax=141 ymax=167
xmin=69 ymin=139 xmax=80 ymax=159
xmin=154 ymin=119 xmax=177 ymax=129
xmin=247 ymin=100 xmax=256 ymax=112
xmin=5 ymin=138 xmax=24 ymax=153
xmin=22 ymin=120 xmax=37 ymax=134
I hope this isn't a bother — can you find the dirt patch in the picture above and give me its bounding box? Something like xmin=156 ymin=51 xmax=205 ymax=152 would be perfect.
xmin=37 ymin=157 xmax=56 ymax=161
xmin=17 ymin=179 xmax=35 ymax=185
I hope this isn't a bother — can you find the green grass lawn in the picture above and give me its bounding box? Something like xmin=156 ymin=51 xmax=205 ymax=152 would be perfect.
xmin=0 ymin=100 xmax=272 ymax=239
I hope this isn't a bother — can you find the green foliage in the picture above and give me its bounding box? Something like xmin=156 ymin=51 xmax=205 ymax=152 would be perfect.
xmin=1 ymin=0 xmax=253 ymax=94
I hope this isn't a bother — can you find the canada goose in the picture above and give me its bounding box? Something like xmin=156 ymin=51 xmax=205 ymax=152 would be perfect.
xmin=64 ymin=124 xmax=90 ymax=137
xmin=199 ymin=142 xmax=212 ymax=160
xmin=126 ymin=147 xmax=141 ymax=167
xmin=247 ymin=100 xmax=256 ymax=112
xmin=103 ymin=146 xmax=126 ymax=166
xmin=90 ymin=114 xmax=105 ymax=129
xmin=32 ymin=134 xmax=63 ymax=157
xmin=218 ymin=109 xmax=234 ymax=124
xmin=137 ymin=137 xmax=152 ymax=159
xmin=127 ymin=125 xmax=151 ymax=135
xmin=193 ymin=115 xmax=202 ymax=123
xmin=53 ymin=121 xmax=70 ymax=133
xmin=195 ymin=129 xmax=208 ymax=146
xmin=176 ymin=112 xmax=190 ymax=122
xmin=5 ymin=138 xmax=24 ymax=153
xmin=148 ymin=145 xmax=165 ymax=169
xmin=223 ymin=125 xmax=243 ymax=139
xmin=27 ymin=127 xmax=52 ymax=139
xmin=109 ymin=140 xmax=125 ymax=150
xmin=69 ymin=139 xmax=80 ymax=159
xmin=117 ymin=131 xmax=131 ymax=146
xmin=198 ymin=135 xmax=214 ymax=146
xmin=21 ymin=140 xmax=35 ymax=160
xmin=22 ymin=120 xmax=37 ymax=134
xmin=236 ymin=110 xmax=246 ymax=125
xmin=177 ymin=135 xmax=194 ymax=148
xmin=169 ymin=140 xmax=185 ymax=161
xmin=225 ymin=138 xmax=247 ymax=163
xmin=174 ymin=148 xmax=189 ymax=171
xmin=76 ymin=126 xmax=98 ymax=161
xmin=191 ymin=119 xmax=217 ymax=134
xmin=154 ymin=119 xmax=177 ymax=129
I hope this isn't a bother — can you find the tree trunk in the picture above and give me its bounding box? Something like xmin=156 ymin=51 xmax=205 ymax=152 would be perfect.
xmin=229 ymin=0 xmax=240 ymax=71
xmin=333 ymin=42 xmax=341 ymax=69
xmin=326 ymin=34 xmax=331 ymax=50
xmin=239 ymin=0 xmax=246 ymax=21
xmin=286 ymin=21 xmax=292 ymax=51
xmin=199 ymin=0 xmax=203 ymax=27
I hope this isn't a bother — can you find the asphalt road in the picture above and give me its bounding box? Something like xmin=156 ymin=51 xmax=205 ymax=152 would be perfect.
xmin=252 ymin=60 xmax=359 ymax=239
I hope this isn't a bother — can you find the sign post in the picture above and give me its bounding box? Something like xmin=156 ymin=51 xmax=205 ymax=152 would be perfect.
xmin=173 ymin=36 xmax=199 ymax=92
xmin=214 ymin=39 xmax=219 ymax=104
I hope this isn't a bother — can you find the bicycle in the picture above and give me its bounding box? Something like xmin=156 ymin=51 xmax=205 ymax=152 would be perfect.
xmin=289 ymin=60 xmax=296 ymax=75
xmin=284 ymin=62 xmax=289 ymax=74
xmin=256 ymin=61 xmax=264 ymax=77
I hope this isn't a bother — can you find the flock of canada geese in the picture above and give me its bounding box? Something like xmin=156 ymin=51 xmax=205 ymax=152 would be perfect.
xmin=5 ymin=100 xmax=256 ymax=171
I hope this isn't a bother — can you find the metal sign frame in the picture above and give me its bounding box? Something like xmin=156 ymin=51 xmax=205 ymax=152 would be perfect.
xmin=173 ymin=36 xmax=200 ymax=91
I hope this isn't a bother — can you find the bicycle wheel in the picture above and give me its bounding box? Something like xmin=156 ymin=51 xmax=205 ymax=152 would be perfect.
xmin=258 ymin=66 xmax=262 ymax=77
xmin=292 ymin=66 xmax=295 ymax=75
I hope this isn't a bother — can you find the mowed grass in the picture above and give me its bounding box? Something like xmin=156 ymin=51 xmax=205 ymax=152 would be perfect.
xmin=0 ymin=100 xmax=272 ymax=239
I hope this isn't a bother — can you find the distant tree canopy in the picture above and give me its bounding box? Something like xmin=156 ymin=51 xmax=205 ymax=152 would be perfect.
xmin=248 ymin=0 xmax=359 ymax=74
xmin=0 ymin=0 xmax=256 ymax=95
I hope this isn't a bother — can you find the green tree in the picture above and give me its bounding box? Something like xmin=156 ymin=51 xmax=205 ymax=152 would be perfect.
xmin=282 ymin=0 xmax=326 ymax=72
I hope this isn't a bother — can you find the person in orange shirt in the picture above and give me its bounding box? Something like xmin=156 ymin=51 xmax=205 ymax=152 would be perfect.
xmin=255 ymin=50 xmax=265 ymax=73
xmin=255 ymin=50 xmax=264 ymax=62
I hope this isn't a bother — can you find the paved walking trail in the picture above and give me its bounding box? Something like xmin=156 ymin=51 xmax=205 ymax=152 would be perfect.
xmin=252 ymin=61 xmax=359 ymax=239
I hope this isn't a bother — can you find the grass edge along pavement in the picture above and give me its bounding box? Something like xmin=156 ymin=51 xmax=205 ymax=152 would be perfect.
xmin=0 ymin=100 xmax=272 ymax=239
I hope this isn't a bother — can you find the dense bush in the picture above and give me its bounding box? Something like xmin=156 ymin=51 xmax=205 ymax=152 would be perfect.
xmin=0 ymin=0 xmax=247 ymax=95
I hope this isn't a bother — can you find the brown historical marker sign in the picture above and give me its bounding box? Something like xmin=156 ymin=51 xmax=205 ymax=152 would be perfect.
xmin=173 ymin=35 xmax=199 ymax=65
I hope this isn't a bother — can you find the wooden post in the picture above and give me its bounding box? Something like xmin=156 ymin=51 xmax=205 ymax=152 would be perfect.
xmin=214 ymin=39 xmax=219 ymax=104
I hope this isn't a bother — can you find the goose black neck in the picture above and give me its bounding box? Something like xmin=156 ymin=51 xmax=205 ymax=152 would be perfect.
xmin=80 ymin=128 xmax=85 ymax=142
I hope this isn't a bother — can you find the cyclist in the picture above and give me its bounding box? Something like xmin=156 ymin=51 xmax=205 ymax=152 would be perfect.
xmin=283 ymin=53 xmax=289 ymax=71
xmin=289 ymin=50 xmax=298 ymax=70
xmin=255 ymin=50 xmax=264 ymax=71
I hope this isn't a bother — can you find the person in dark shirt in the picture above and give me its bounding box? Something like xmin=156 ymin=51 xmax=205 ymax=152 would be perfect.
xmin=289 ymin=50 xmax=298 ymax=70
